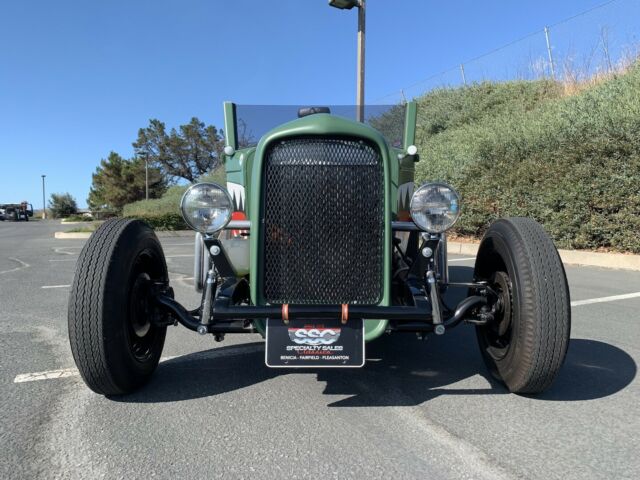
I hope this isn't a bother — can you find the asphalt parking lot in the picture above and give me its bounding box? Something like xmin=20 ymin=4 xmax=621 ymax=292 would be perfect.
xmin=1 ymin=220 xmax=639 ymax=479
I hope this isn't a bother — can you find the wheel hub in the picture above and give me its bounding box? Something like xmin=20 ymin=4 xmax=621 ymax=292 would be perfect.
xmin=492 ymin=271 xmax=512 ymax=337
xmin=131 ymin=273 xmax=152 ymax=337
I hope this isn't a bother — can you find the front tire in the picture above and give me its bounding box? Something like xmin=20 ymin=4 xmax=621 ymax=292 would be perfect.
xmin=473 ymin=217 xmax=570 ymax=394
xmin=68 ymin=218 xmax=168 ymax=395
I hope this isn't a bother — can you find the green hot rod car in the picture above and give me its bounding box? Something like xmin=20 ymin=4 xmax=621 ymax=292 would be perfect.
xmin=68 ymin=103 xmax=570 ymax=396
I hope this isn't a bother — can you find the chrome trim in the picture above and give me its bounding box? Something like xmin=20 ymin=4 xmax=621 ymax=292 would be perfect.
xmin=224 ymin=220 xmax=251 ymax=230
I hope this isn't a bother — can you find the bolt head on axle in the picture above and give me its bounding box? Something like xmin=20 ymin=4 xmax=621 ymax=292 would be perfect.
xmin=197 ymin=325 xmax=208 ymax=335
xmin=434 ymin=324 xmax=445 ymax=335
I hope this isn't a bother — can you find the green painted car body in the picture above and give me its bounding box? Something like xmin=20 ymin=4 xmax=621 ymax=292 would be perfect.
xmin=221 ymin=102 xmax=418 ymax=341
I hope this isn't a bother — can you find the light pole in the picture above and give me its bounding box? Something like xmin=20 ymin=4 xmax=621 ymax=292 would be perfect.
xmin=41 ymin=175 xmax=46 ymax=219
xmin=139 ymin=152 xmax=149 ymax=200
xmin=329 ymin=0 xmax=366 ymax=123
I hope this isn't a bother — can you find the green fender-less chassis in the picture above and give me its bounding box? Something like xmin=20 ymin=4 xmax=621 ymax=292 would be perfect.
xmin=68 ymin=102 xmax=571 ymax=396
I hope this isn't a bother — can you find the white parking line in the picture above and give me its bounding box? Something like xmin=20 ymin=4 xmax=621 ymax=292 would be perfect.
xmin=14 ymin=368 xmax=79 ymax=383
xmin=571 ymin=291 xmax=640 ymax=307
xmin=13 ymin=344 xmax=263 ymax=384
xmin=448 ymin=257 xmax=476 ymax=263
xmin=53 ymin=247 xmax=81 ymax=255
xmin=0 ymin=257 xmax=30 ymax=275
xmin=41 ymin=285 xmax=71 ymax=289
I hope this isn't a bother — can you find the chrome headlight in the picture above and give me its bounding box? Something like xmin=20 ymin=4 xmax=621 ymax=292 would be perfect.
xmin=410 ymin=183 xmax=461 ymax=233
xmin=180 ymin=183 xmax=233 ymax=235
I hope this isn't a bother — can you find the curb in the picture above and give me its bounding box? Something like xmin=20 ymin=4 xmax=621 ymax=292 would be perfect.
xmin=448 ymin=241 xmax=640 ymax=271
xmin=55 ymin=231 xmax=91 ymax=239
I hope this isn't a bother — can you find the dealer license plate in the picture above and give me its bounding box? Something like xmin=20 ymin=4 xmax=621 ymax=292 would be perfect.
xmin=265 ymin=318 xmax=365 ymax=368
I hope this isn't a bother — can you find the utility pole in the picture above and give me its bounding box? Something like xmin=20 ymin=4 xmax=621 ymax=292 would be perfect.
xmin=41 ymin=175 xmax=46 ymax=219
xmin=329 ymin=0 xmax=366 ymax=122
xmin=460 ymin=63 xmax=467 ymax=85
xmin=544 ymin=26 xmax=556 ymax=80
xmin=356 ymin=0 xmax=365 ymax=122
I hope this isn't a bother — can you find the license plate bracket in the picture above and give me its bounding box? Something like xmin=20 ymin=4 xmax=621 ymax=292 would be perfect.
xmin=265 ymin=318 xmax=365 ymax=368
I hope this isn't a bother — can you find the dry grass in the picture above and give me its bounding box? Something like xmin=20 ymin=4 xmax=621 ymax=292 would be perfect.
xmin=561 ymin=58 xmax=637 ymax=96
xmin=559 ymin=39 xmax=640 ymax=96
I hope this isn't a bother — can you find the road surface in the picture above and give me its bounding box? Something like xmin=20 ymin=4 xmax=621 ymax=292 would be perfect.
xmin=1 ymin=221 xmax=638 ymax=479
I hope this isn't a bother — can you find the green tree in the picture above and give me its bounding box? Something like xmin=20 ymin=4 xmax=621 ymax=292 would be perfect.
xmin=88 ymin=152 xmax=166 ymax=213
xmin=49 ymin=193 xmax=78 ymax=218
xmin=133 ymin=117 xmax=225 ymax=183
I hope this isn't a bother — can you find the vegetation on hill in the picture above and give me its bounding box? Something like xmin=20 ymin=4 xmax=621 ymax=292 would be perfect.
xmin=415 ymin=63 xmax=640 ymax=253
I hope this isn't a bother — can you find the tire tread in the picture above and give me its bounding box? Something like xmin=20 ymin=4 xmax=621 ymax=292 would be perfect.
xmin=68 ymin=218 xmax=162 ymax=395
xmin=476 ymin=217 xmax=571 ymax=394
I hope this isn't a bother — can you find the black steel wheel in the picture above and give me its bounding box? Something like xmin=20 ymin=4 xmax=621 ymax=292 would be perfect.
xmin=473 ymin=217 xmax=571 ymax=394
xmin=68 ymin=218 xmax=168 ymax=395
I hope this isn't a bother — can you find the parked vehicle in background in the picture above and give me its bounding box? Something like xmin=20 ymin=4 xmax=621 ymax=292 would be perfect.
xmin=0 ymin=202 xmax=33 ymax=221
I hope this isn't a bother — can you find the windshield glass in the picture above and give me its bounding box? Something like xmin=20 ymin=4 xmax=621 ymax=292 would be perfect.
xmin=235 ymin=104 xmax=406 ymax=149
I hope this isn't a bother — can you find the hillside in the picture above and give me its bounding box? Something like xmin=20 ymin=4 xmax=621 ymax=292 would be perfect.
xmin=414 ymin=63 xmax=640 ymax=253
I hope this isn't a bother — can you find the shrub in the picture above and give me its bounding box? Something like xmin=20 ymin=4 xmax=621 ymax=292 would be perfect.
xmin=137 ymin=213 xmax=187 ymax=231
xmin=49 ymin=193 xmax=78 ymax=218
xmin=122 ymin=167 xmax=226 ymax=230
xmin=63 ymin=214 xmax=93 ymax=222
xmin=123 ymin=185 xmax=188 ymax=230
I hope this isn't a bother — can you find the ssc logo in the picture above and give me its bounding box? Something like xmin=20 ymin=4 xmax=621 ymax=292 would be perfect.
xmin=288 ymin=328 xmax=341 ymax=345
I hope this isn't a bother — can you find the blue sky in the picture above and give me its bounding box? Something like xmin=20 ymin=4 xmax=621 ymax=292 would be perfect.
xmin=1 ymin=0 xmax=639 ymax=208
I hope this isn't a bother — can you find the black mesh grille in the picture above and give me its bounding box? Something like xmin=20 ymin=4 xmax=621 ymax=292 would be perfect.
xmin=262 ymin=137 xmax=384 ymax=305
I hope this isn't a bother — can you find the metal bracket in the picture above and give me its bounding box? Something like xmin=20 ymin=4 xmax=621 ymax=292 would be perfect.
xmin=203 ymin=238 xmax=236 ymax=278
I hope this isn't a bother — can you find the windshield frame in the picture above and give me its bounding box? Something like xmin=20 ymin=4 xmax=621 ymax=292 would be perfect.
xmin=223 ymin=102 xmax=416 ymax=151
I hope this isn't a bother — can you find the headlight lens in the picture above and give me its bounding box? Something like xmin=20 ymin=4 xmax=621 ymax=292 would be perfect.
xmin=410 ymin=183 xmax=460 ymax=233
xmin=180 ymin=183 xmax=233 ymax=235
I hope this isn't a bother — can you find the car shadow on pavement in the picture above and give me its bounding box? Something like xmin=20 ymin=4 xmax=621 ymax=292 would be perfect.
xmin=111 ymin=332 xmax=636 ymax=406
xmin=110 ymin=342 xmax=279 ymax=403
xmin=317 ymin=332 xmax=637 ymax=407
xmin=112 ymin=266 xmax=636 ymax=405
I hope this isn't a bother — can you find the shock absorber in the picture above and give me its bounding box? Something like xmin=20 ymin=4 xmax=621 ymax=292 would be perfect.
xmin=427 ymin=270 xmax=445 ymax=335
xmin=197 ymin=268 xmax=216 ymax=335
